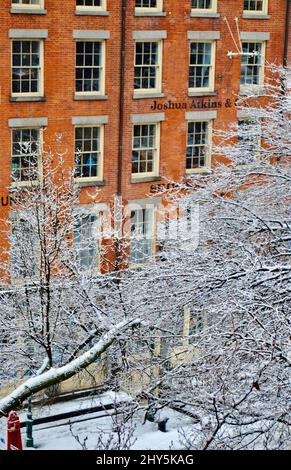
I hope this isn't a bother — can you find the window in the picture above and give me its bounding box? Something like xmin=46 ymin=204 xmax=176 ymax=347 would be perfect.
xmin=130 ymin=208 xmax=155 ymax=265
xmin=76 ymin=0 xmax=106 ymax=11
xmin=12 ymin=0 xmax=44 ymax=8
xmin=183 ymin=305 xmax=208 ymax=346
xmin=12 ymin=40 xmax=43 ymax=97
xmin=240 ymin=42 xmax=265 ymax=90
xmin=191 ymin=0 xmax=217 ymax=12
xmin=243 ymin=0 xmax=268 ymax=15
xmin=10 ymin=216 xmax=39 ymax=281
xmin=134 ymin=41 xmax=162 ymax=94
xmin=11 ymin=128 xmax=41 ymax=184
xmin=75 ymin=41 xmax=105 ymax=96
xmin=74 ymin=126 xmax=104 ymax=181
xmin=186 ymin=121 xmax=212 ymax=172
xmin=237 ymin=119 xmax=261 ymax=165
xmin=74 ymin=212 xmax=99 ymax=270
xmin=135 ymin=0 xmax=163 ymax=13
xmin=132 ymin=123 xmax=160 ymax=177
xmin=189 ymin=42 xmax=215 ymax=93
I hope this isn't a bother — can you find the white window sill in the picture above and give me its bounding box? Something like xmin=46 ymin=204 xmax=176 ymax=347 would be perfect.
xmin=188 ymin=91 xmax=217 ymax=97
xmin=10 ymin=8 xmax=47 ymax=14
xmin=131 ymin=176 xmax=161 ymax=183
xmin=242 ymin=13 xmax=270 ymax=19
xmin=190 ymin=11 xmax=220 ymax=18
xmin=10 ymin=96 xmax=46 ymax=102
xmin=134 ymin=11 xmax=166 ymax=17
xmin=186 ymin=169 xmax=212 ymax=176
xmin=239 ymin=86 xmax=266 ymax=96
xmin=75 ymin=180 xmax=105 ymax=187
xmin=74 ymin=94 xmax=108 ymax=101
xmin=10 ymin=181 xmax=40 ymax=189
xmin=133 ymin=92 xmax=164 ymax=100
xmin=129 ymin=258 xmax=155 ymax=270
xmin=75 ymin=10 xmax=109 ymax=16
xmin=234 ymin=163 xmax=259 ymax=171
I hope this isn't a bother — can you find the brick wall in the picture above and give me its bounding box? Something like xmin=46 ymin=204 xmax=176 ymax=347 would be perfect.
xmin=0 ymin=0 xmax=288 ymax=265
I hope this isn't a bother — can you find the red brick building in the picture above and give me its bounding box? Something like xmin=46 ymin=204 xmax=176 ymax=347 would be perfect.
xmin=0 ymin=0 xmax=289 ymax=271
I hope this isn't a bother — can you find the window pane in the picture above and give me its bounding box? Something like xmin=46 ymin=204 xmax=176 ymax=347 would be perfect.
xmin=74 ymin=213 xmax=99 ymax=270
xmin=75 ymin=41 xmax=102 ymax=94
xmin=74 ymin=127 xmax=101 ymax=179
xmin=192 ymin=0 xmax=212 ymax=9
xmin=240 ymin=42 xmax=262 ymax=86
xmin=189 ymin=42 xmax=212 ymax=90
xmin=134 ymin=41 xmax=159 ymax=91
xmin=186 ymin=121 xmax=210 ymax=170
xmin=12 ymin=128 xmax=40 ymax=182
xmin=12 ymin=40 xmax=41 ymax=95
xmin=132 ymin=124 xmax=157 ymax=174
xmin=130 ymin=208 xmax=154 ymax=264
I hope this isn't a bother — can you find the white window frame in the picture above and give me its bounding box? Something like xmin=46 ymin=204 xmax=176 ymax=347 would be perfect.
xmin=183 ymin=305 xmax=208 ymax=347
xmin=134 ymin=40 xmax=163 ymax=96
xmin=11 ymin=0 xmax=44 ymax=10
xmin=10 ymin=211 xmax=40 ymax=283
xmin=75 ymin=40 xmax=106 ymax=97
xmin=188 ymin=40 xmax=216 ymax=94
xmin=76 ymin=0 xmax=107 ymax=13
xmin=73 ymin=205 xmax=101 ymax=272
xmin=129 ymin=205 xmax=156 ymax=267
xmin=74 ymin=125 xmax=104 ymax=183
xmin=11 ymin=127 xmax=43 ymax=187
xmin=11 ymin=39 xmax=44 ymax=98
xmin=131 ymin=122 xmax=160 ymax=179
xmin=237 ymin=118 xmax=262 ymax=166
xmin=191 ymin=0 xmax=217 ymax=13
xmin=135 ymin=0 xmax=163 ymax=14
xmin=186 ymin=120 xmax=212 ymax=174
xmin=243 ymin=0 xmax=268 ymax=16
xmin=240 ymin=41 xmax=265 ymax=93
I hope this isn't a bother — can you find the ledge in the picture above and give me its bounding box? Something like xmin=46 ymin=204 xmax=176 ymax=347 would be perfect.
xmin=72 ymin=115 xmax=109 ymax=126
xmin=239 ymin=87 xmax=267 ymax=97
xmin=133 ymin=92 xmax=165 ymax=100
xmin=74 ymin=95 xmax=108 ymax=101
xmin=234 ymin=164 xmax=258 ymax=171
xmin=10 ymin=96 xmax=46 ymax=102
xmin=10 ymin=182 xmax=40 ymax=190
xmin=75 ymin=180 xmax=106 ymax=187
xmin=8 ymin=117 xmax=48 ymax=128
xmin=131 ymin=176 xmax=162 ymax=184
xmin=188 ymin=91 xmax=217 ymax=97
xmin=131 ymin=112 xmax=165 ymax=123
xmin=10 ymin=8 xmax=47 ymax=15
xmin=185 ymin=170 xmax=212 ymax=177
xmin=186 ymin=110 xmax=217 ymax=120
xmin=134 ymin=12 xmax=166 ymax=17
xmin=75 ymin=10 xmax=109 ymax=16
xmin=190 ymin=12 xmax=220 ymax=18
xmin=188 ymin=31 xmax=220 ymax=40
xmin=73 ymin=30 xmax=110 ymax=40
xmin=9 ymin=29 xmax=48 ymax=39
xmin=242 ymin=14 xmax=271 ymax=19
xmin=240 ymin=31 xmax=270 ymax=41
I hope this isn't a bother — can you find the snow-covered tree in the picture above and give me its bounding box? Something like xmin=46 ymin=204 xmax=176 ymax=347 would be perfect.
xmin=129 ymin=64 xmax=291 ymax=450
xmin=0 ymin=151 xmax=143 ymax=414
xmin=0 ymin=65 xmax=290 ymax=450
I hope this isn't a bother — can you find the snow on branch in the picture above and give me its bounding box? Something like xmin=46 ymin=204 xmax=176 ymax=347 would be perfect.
xmin=0 ymin=318 xmax=140 ymax=416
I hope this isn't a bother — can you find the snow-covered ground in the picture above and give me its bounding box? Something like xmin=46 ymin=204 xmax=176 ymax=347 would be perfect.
xmin=29 ymin=410 xmax=192 ymax=450
xmin=0 ymin=393 xmax=194 ymax=450
xmin=18 ymin=390 xmax=131 ymax=422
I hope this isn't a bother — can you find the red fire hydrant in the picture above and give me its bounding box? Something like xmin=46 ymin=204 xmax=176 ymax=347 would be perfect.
xmin=7 ymin=411 xmax=23 ymax=451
